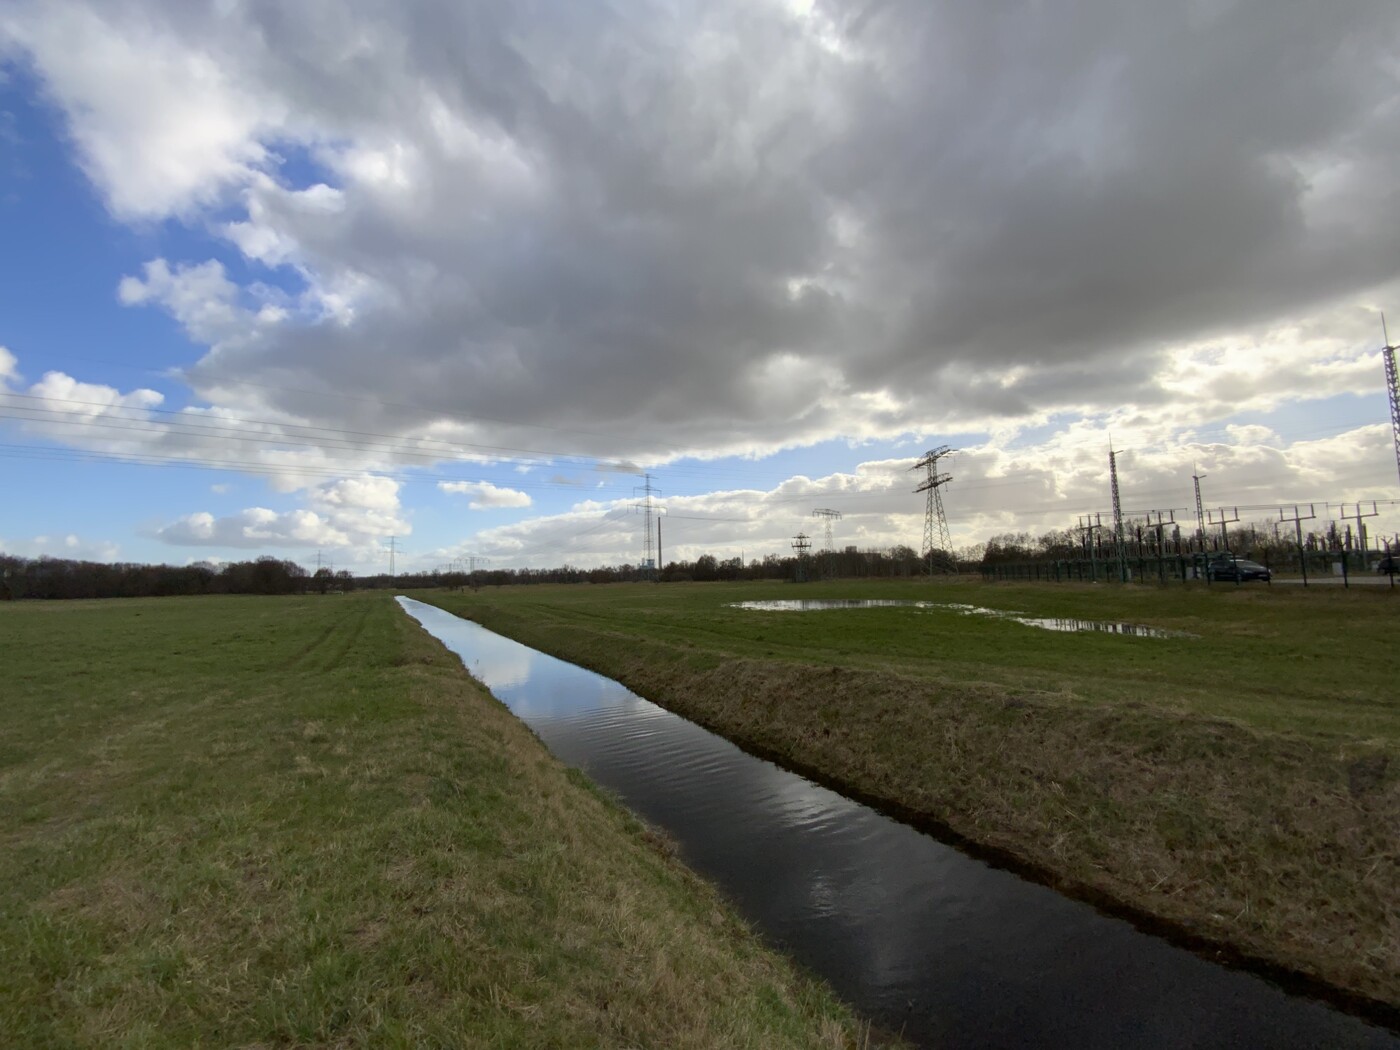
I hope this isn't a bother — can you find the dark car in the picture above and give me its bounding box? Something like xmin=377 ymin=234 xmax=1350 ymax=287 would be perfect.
xmin=1207 ymin=557 xmax=1271 ymax=582
xmin=1378 ymin=555 xmax=1400 ymax=575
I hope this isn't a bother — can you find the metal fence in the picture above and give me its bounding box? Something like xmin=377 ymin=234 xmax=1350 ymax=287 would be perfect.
xmin=980 ymin=550 xmax=1399 ymax=587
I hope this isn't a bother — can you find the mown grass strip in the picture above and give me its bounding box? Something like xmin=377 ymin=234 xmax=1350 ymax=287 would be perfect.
xmin=418 ymin=578 xmax=1400 ymax=1022
xmin=0 ymin=593 xmax=884 ymax=1048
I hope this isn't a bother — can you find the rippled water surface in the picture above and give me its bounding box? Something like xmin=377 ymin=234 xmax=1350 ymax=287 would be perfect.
xmin=399 ymin=598 xmax=1391 ymax=1050
xmin=729 ymin=598 xmax=1192 ymax=638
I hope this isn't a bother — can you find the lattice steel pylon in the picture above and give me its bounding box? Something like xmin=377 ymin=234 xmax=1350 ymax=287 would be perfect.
xmin=791 ymin=532 xmax=812 ymax=583
xmin=633 ymin=473 xmax=661 ymax=576
xmin=1109 ymin=447 xmax=1127 ymax=582
xmin=1383 ymin=314 xmax=1400 ymax=486
xmin=911 ymin=446 xmax=956 ymax=575
xmin=812 ymin=508 xmax=842 ymax=552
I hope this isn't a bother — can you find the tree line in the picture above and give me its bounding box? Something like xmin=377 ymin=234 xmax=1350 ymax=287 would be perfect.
xmin=2 ymin=543 xmax=967 ymax=601
xmin=0 ymin=555 xmax=355 ymax=601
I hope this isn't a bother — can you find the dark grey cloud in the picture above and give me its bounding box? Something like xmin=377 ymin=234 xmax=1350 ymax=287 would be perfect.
xmin=10 ymin=0 xmax=1400 ymax=460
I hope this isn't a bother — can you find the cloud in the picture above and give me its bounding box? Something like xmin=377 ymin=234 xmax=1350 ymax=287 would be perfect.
xmin=156 ymin=507 xmax=348 ymax=548
xmin=1 ymin=1 xmax=281 ymax=218
xmin=438 ymin=480 xmax=532 ymax=509
xmin=418 ymin=416 xmax=1400 ymax=570
xmin=3 ymin=0 xmax=1400 ymax=589
xmin=154 ymin=473 xmax=408 ymax=551
xmin=3 ymin=0 xmax=1396 ymax=472
xmin=0 ymin=533 xmax=119 ymax=561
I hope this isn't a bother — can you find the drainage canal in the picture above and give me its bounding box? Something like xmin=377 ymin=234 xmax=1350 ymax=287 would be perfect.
xmin=399 ymin=598 xmax=1393 ymax=1050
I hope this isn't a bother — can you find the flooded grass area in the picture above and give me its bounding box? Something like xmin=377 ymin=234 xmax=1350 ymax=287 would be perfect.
xmin=418 ymin=578 xmax=1400 ymax=1023
xmin=730 ymin=598 xmax=1194 ymax=637
xmin=0 ymin=594 xmax=879 ymax=1049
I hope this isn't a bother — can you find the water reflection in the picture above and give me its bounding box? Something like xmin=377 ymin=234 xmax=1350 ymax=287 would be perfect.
xmin=399 ymin=598 xmax=1390 ymax=1050
xmin=730 ymin=599 xmax=1192 ymax=638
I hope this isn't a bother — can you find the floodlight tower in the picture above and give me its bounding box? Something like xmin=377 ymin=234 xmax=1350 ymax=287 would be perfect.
xmin=911 ymin=446 xmax=956 ymax=575
xmin=1383 ymin=315 xmax=1400 ymax=485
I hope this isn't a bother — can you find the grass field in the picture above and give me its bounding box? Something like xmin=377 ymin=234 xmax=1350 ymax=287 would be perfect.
xmin=0 ymin=593 xmax=882 ymax=1048
xmin=418 ymin=577 xmax=1400 ymax=1020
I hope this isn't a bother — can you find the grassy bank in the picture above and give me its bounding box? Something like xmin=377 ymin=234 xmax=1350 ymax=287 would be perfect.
xmin=0 ymin=593 xmax=880 ymax=1048
xmin=419 ymin=578 xmax=1400 ymax=1022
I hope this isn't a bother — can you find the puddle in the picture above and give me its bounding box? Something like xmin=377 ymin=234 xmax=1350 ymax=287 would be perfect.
xmin=729 ymin=599 xmax=1193 ymax=639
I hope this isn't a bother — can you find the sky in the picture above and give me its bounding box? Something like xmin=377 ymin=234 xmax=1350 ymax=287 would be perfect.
xmin=2 ymin=0 xmax=1399 ymax=574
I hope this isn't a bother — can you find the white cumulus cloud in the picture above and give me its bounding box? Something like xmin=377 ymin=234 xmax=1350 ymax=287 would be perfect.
xmin=438 ymin=480 xmax=533 ymax=509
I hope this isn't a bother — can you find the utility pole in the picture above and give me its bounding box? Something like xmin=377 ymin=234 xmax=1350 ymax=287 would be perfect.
xmin=1148 ymin=510 xmax=1175 ymax=583
xmin=911 ymin=446 xmax=956 ymax=576
xmin=1109 ymin=446 xmax=1127 ymax=582
xmin=1207 ymin=507 xmax=1240 ymax=554
xmin=1382 ymin=314 xmax=1400 ymax=485
xmin=656 ymin=517 xmax=662 ymax=580
xmin=385 ymin=536 xmax=398 ymax=578
xmin=791 ymin=532 xmax=812 ymax=583
xmin=1343 ymin=501 xmax=1379 ymax=569
xmin=1280 ymin=505 xmax=1317 ymax=587
xmin=1077 ymin=514 xmax=1104 ymax=582
xmin=1205 ymin=508 xmax=1241 ymax=585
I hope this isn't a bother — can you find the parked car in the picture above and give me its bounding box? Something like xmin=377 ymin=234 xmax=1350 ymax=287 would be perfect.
xmin=1377 ymin=554 xmax=1400 ymax=575
xmin=1207 ymin=557 xmax=1272 ymax=582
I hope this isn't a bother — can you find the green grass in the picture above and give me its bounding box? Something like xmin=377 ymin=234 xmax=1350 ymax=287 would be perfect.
xmin=417 ymin=577 xmax=1400 ymax=1015
xmin=0 ymin=593 xmax=884 ymax=1048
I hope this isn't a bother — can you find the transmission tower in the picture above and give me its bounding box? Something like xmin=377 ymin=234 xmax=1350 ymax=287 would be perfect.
xmin=1109 ymin=447 xmax=1127 ymax=582
xmin=812 ymin=509 xmax=842 ymax=552
xmin=911 ymin=446 xmax=956 ymax=575
xmin=1192 ymin=467 xmax=1207 ymax=553
xmin=1383 ymin=315 xmax=1400 ymax=485
xmin=791 ymin=532 xmax=812 ymax=583
xmin=633 ymin=473 xmax=661 ymax=576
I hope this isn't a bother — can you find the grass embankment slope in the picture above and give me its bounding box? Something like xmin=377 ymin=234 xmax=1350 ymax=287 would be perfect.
xmin=0 ymin=593 xmax=879 ymax=1049
xmin=421 ymin=579 xmax=1400 ymax=1021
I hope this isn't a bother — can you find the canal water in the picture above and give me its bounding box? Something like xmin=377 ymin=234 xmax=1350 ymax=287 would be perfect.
xmin=398 ymin=598 xmax=1395 ymax=1050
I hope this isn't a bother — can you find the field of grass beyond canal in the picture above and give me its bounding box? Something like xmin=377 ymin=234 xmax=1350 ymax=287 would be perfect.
xmin=0 ymin=593 xmax=880 ymax=1048
xmin=418 ymin=577 xmax=1400 ymax=1023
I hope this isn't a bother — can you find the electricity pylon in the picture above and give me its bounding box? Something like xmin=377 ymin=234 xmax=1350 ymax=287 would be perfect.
xmin=791 ymin=532 xmax=812 ymax=583
xmin=911 ymin=447 xmax=956 ymax=575
xmin=1383 ymin=315 xmax=1400 ymax=485
xmin=812 ymin=508 xmax=842 ymax=552
xmin=633 ymin=473 xmax=661 ymax=576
